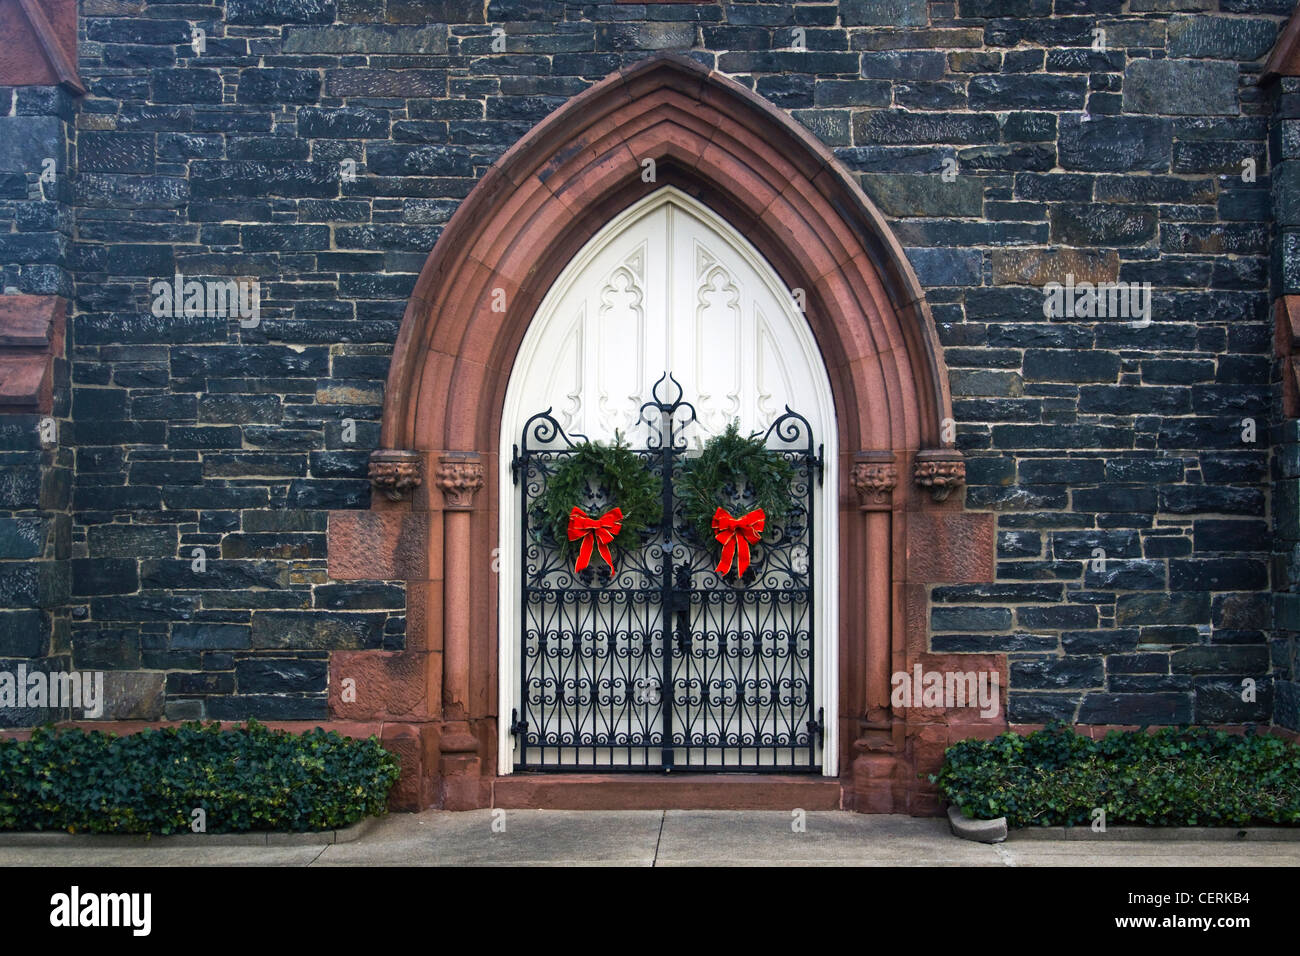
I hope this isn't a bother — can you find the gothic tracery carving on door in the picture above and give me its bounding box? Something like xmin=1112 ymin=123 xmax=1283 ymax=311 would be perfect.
xmin=499 ymin=187 xmax=840 ymax=774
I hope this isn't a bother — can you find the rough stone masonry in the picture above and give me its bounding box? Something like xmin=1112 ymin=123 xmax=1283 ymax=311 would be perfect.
xmin=0 ymin=0 xmax=1295 ymax=743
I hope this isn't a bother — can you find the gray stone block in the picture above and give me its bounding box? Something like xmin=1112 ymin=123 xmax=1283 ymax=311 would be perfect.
xmin=1123 ymin=60 xmax=1238 ymax=116
xmin=861 ymin=173 xmax=985 ymax=217
xmin=1058 ymin=114 xmax=1171 ymax=172
xmin=0 ymin=518 xmax=45 ymax=560
xmin=0 ymin=610 xmax=46 ymax=657
xmin=1167 ymin=14 xmax=1277 ymax=60
xmin=841 ymin=0 xmax=928 ymax=25
xmin=100 ymin=671 xmax=167 ymax=720
xmin=905 ymin=247 xmax=984 ymax=287
xmin=284 ymin=24 xmax=448 ymax=53
xmin=0 ymin=117 xmax=62 ymax=174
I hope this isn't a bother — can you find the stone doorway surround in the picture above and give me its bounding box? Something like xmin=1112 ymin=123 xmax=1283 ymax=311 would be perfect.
xmin=327 ymin=53 xmax=1001 ymax=813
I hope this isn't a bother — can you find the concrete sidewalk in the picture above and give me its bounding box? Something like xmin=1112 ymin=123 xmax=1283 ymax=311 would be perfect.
xmin=2 ymin=811 xmax=1299 ymax=866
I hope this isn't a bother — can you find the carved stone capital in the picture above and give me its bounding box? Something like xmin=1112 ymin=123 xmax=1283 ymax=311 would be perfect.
xmin=851 ymin=451 xmax=897 ymax=510
xmin=437 ymin=453 xmax=484 ymax=510
xmin=913 ymin=449 xmax=966 ymax=502
xmin=369 ymin=449 xmax=423 ymax=502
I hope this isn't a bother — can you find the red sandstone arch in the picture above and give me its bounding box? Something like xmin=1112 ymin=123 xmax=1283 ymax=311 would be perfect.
xmin=381 ymin=54 xmax=949 ymax=456
xmin=334 ymin=53 xmax=999 ymax=814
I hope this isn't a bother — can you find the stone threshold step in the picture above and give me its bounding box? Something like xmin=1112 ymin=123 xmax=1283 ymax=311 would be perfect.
xmin=492 ymin=773 xmax=844 ymax=810
xmin=0 ymin=815 xmax=380 ymax=848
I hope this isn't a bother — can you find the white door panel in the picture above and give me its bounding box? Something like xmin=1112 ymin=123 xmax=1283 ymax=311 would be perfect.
xmin=499 ymin=187 xmax=839 ymax=775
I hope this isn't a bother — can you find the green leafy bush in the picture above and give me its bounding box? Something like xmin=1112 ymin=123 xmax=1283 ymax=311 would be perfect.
xmin=934 ymin=724 xmax=1300 ymax=829
xmin=0 ymin=720 xmax=401 ymax=834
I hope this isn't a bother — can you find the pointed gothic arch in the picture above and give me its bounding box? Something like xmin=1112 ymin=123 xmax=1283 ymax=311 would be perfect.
xmin=380 ymin=53 xmax=949 ymax=456
xmin=337 ymin=53 xmax=999 ymax=814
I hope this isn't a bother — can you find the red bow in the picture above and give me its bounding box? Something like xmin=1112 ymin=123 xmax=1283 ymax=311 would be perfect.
xmin=712 ymin=507 xmax=765 ymax=577
xmin=567 ymin=506 xmax=623 ymax=574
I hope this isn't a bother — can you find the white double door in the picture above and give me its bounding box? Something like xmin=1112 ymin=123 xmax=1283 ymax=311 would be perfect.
xmin=498 ymin=187 xmax=839 ymax=774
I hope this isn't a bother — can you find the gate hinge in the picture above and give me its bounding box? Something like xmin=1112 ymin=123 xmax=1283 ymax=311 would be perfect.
xmin=816 ymin=443 xmax=824 ymax=487
xmin=809 ymin=707 xmax=825 ymax=749
xmin=509 ymin=708 xmax=527 ymax=737
xmin=510 ymin=443 xmax=521 ymax=485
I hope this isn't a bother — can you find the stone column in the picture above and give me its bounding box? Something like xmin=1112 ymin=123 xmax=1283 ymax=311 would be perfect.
xmin=436 ymin=453 xmax=484 ymax=721
xmin=851 ymin=452 xmax=897 ymax=726
xmin=435 ymin=452 xmax=487 ymax=809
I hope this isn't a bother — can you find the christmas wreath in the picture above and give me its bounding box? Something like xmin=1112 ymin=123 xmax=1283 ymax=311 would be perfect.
xmin=678 ymin=421 xmax=796 ymax=576
xmin=529 ymin=432 xmax=662 ymax=575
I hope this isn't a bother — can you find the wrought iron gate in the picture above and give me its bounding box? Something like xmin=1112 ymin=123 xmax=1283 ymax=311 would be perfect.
xmin=510 ymin=374 xmax=823 ymax=772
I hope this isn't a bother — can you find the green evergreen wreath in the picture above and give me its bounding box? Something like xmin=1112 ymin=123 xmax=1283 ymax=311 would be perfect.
xmin=678 ymin=421 xmax=797 ymax=549
xmin=530 ymin=432 xmax=662 ymax=564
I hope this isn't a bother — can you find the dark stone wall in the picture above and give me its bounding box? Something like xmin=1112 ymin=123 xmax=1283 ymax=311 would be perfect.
xmin=0 ymin=384 xmax=73 ymax=725
xmin=0 ymin=85 xmax=74 ymax=297
xmin=0 ymin=80 xmax=75 ymax=724
xmin=1 ymin=0 xmax=1290 ymax=725
xmin=1271 ymin=74 xmax=1300 ymax=733
xmin=1274 ymin=420 xmax=1299 ymax=730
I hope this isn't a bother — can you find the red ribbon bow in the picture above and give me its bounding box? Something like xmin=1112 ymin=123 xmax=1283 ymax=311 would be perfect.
xmin=712 ymin=507 xmax=765 ymax=577
xmin=567 ymin=506 xmax=623 ymax=574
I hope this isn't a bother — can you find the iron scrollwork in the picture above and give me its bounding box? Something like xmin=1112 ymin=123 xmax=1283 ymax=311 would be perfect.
xmin=511 ymin=373 xmax=822 ymax=773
